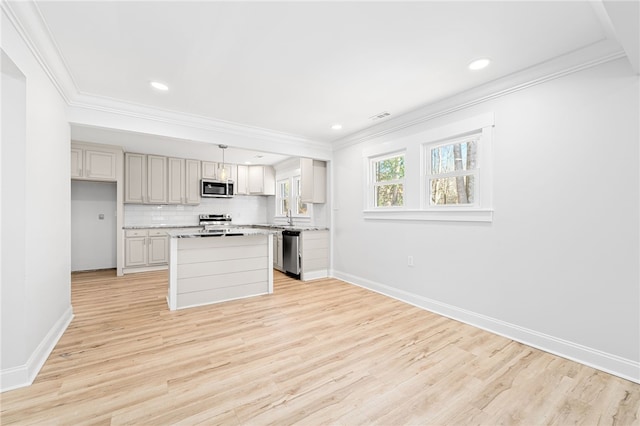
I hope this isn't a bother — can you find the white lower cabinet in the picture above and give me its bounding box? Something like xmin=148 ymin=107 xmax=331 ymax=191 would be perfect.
xmin=124 ymin=229 xmax=169 ymax=271
xmin=301 ymin=230 xmax=329 ymax=281
xmin=148 ymin=233 xmax=169 ymax=265
xmin=273 ymin=231 xmax=283 ymax=271
xmin=125 ymin=234 xmax=147 ymax=267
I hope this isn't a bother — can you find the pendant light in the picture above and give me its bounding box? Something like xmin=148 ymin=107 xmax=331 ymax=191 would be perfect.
xmin=218 ymin=144 xmax=228 ymax=181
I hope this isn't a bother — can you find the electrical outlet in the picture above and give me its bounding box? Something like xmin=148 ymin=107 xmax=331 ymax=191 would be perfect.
xmin=98 ymin=213 xmax=105 ymax=220
xmin=407 ymin=256 xmax=414 ymax=267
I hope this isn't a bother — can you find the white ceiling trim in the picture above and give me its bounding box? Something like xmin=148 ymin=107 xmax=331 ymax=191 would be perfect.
xmin=68 ymin=91 xmax=330 ymax=150
xmin=5 ymin=0 xmax=330 ymax=154
xmin=332 ymin=39 xmax=626 ymax=152
xmin=1 ymin=1 xmax=75 ymax=104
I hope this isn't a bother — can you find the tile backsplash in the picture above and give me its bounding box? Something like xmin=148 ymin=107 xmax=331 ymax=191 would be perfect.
xmin=124 ymin=196 xmax=269 ymax=227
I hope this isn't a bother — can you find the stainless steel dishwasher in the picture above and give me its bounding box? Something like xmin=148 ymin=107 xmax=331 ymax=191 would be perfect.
xmin=282 ymin=230 xmax=301 ymax=278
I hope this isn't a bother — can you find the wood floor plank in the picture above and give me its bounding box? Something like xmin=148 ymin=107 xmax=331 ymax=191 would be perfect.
xmin=1 ymin=269 xmax=638 ymax=425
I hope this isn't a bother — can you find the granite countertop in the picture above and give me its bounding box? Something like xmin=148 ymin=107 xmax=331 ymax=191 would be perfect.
xmin=124 ymin=224 xmax=329 ymax=231
xmin=167 ymin=228 xmax=276 ymax=238
xmin=252 ymin=224 xmax=329 ymax=231
xmin=123 ymin=224 xmax=201 ymax=230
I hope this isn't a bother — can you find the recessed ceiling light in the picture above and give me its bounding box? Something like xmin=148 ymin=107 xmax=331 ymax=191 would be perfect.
xmin=331 ymin=124 xmax=343 ymax=130
xmin=150 ymin=81 xmax=169 ymax=91
xmin=468 ymin=58 xmax=491 ymax=71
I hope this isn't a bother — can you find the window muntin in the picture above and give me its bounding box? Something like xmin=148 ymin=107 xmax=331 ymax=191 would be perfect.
xmin=276 ymin=179 xmax=290 ymax=216
xmin=293 ymin=176 xmax=308 ymax=215
xmin=371 ymin=153 xmax=405 ymax=208
xmin=276 ymin=176 xmax=308 ymax=217
xmin=427 ymin=136 xmax=479 ymax=206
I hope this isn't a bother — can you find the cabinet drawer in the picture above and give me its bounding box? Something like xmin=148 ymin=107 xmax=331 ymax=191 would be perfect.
xmin=148 ymin=229 xmax=169 ymax=237
xmin=125 ymin=230 xmax=148 ymax=237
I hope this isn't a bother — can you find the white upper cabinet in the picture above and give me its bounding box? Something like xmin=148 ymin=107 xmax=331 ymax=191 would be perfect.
xmin=167 ymin=157 xmax=185 ymax=204
xmin=147 ymin=155 xmax=167 ymax=204
xmin=202 ymin=161 xmax=235 ymax=182
xmin=248 ymin=165 xmax=275 ymax=195
xmin=70 ymin=147 xmax=82 ymax=178
xmin=201 ymin=161 xmax=217 ymax=180
xmin=125 ymin=153 xmax=146 ymax=203
xmin=185 ymin=159 xmax=201 ymax=204
xmin=236 ymin=164 xmax=249 ymax=195
xmin=300 ymin=158 xmax=326 ymax=204
xmin=71 ymin=143 xmax=119 ymax=181
xmin=126 ymin=153 xmax=201 ymax=205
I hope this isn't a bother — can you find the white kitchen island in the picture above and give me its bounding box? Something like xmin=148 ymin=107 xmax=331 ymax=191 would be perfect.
xmin=166 ymin=229 xmax=274 ymax=310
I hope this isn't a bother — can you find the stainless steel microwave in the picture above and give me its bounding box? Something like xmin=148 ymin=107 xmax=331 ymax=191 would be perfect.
xmin=201 ymin=179 xmax=234 ymax=198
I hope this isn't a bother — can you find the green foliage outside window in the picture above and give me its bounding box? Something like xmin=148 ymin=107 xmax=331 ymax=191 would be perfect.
xmin=373 ymin=155 xmax=404 ymax=207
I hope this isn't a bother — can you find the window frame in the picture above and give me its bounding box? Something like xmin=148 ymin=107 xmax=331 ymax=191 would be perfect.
xmin=292 ymin=175 xmax=308 ymax=216
xmin=368 ymin=151 xmax=406 ymax=210
xmin=423 ymin=132 xmax=481 ymax=209
xmin=275 ymin=178 xmax=290 ymax=217
xmin=275 ymin=175 xmax=309 ymax=218
xmin=362 ymin=112 xmax=494 ymax=222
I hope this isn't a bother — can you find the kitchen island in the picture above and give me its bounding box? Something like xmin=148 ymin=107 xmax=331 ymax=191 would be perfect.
xmin=166 ymin=228 xmax=274 ymax=310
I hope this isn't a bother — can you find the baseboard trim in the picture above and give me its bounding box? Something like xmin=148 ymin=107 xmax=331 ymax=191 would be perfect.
xmin=302 ymin=269 xmax=329 ymax=282
xmin=332 ymin=270 xmax=640 ymax=384
xmin=1 ymin=306 xmax=74 ymax=392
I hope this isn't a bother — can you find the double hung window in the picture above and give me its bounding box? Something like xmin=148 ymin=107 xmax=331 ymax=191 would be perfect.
xmin=426 ymin=134 xmax=479 ymax=207
xmin=363 ymin=112 xmax=493 ymax=222
xmin=276 ymin=176 xmax=308 ymax=217
xmin=370 ymin=153 xmax=405 ymax=208
xmin=276 ymin=179 xmax=290 ymax=217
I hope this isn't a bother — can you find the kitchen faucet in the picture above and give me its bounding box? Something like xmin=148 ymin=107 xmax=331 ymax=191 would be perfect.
xmin=286 ymin=209 xmax=293 ymax=226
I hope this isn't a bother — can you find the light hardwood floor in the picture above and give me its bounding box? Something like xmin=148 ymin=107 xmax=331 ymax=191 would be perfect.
xmin=2 ymin=269 xmax=639 ymax=425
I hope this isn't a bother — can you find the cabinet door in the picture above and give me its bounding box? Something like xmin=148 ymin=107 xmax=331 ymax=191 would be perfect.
xmin=236 ymin=164 xmax=248 ymax=195
xmin=249 ymin=165 xmax=275 ymax=195
xmin=125 ymin=237 xmax=147 ymax=267
xmin=185 ymin=159 xmax=201 ymax=204
xmin=312 ymin=162 xmax=327 ymax=203
xmin=248 ymin=166 xmax=264 ymax=194
xmin=221 ymin=164 xmax=235 ymax=182
xmin=70 ymin=148 xmax=83 ymax=178
xmin=125 ymin=153 xmax=146 ymax=203
xmin=202 ymin=161 xmax=217 ymax=180
xmin=300 ymin=158 xmax=326 ymax=203
xmin=262 ymin=165 xmax=275 ymax=195
xmin=276 ymin=233 xmax=284 ymax=270
xmin=167 ymin=157 xmax=185 ymax=204
xmin=147 ymin=155 xmax=167 ymax=204
xmin=148 ymin=236 xmax=168 ymax=265
xmin=85 ymin=150 xmax=117 ymax=180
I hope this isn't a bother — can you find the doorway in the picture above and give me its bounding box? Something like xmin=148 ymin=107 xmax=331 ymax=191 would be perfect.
xmin=71 ymin=180 xmax=117 ymax=271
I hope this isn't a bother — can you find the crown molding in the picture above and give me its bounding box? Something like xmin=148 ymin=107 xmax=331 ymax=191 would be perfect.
xmin=1 ymin=1 xmax=77 ymax=104
xmin=331 ymin=39 xmax=627 ymax=152
xmin=67 ymin=91 xmax=330 ymax=152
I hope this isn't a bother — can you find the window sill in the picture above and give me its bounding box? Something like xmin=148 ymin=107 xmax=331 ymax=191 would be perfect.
xmin=363 ymin=208 xmax=493 ymax=223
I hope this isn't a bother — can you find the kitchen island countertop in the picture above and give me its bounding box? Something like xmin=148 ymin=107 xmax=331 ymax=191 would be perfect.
xmin=166 ymin=228 xmax=276 ymax=238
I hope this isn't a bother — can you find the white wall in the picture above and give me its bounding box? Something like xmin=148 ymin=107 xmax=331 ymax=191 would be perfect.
xmin=332 ymin=58 xmax=639 ymax=382
xmin=1 ymin=50 xmax=27 ymax=370
xmin=1 ymin=9 xmax=73 ymax=391
xmin=71 ymin=181 xmax=117 ymax=271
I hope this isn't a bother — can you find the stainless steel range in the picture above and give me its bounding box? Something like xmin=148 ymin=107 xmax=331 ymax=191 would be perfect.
xmin=199 ymin=214 xmax=237 ymax=234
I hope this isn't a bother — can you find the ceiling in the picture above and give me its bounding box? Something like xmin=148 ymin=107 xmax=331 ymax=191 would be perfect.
xmin=3 ymin=0 xmax=640 ymax=162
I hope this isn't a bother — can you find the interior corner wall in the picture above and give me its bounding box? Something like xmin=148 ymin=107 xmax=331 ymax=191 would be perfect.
xmin=1 ymin=9 xmax=72 ymax=391
xmin=331 ymin=58 xmax=639 ymax=382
